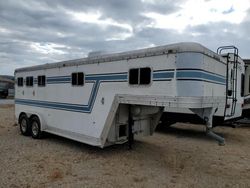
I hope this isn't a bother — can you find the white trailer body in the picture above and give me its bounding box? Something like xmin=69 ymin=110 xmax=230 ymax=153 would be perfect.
xmin=15 ymin=42 xmax=245 ymax=147
xmin=164 ymin=49 xmax=245 ymax=124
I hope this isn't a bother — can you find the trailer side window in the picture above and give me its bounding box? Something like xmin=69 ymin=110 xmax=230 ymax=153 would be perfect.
xmin=129 ymin=67 xmax=151 ymax=85
xmin=38 ymin=75 xmax=46 ymax=87
xmin=17 ymin=77 xmax=23 ymax=87
xmin=241 ymin=74 xmax=245 ymax=97
xmin=140 ymin=67 xmax=151 ymax=85
xmin=72 ymin=72 xmax=84 ymax=86
xmin=129 ymin=69 xmax=139 ymax=85
xmin=26 ymin=77 xmax=33 ymax=87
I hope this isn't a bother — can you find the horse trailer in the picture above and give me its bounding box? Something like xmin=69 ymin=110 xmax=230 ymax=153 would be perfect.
xmin=15 ymin=42 xmax=245 ymax=147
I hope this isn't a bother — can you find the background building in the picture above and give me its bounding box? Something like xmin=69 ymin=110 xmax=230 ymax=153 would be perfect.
xmin=0 ymin=75 xmax=14 ymax=98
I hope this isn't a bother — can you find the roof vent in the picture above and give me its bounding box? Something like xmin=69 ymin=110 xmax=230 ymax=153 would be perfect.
xmin=88 ymin=51 xmax=107 ymax=58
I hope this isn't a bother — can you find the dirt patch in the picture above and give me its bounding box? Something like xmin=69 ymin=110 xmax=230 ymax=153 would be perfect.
xmin=0 ymin=104 xmax=13 ymax=108
xmin=48 ymin=168 xmax=64 ymax=181
xmin=0 ymin=105 xmax=250 ymax=187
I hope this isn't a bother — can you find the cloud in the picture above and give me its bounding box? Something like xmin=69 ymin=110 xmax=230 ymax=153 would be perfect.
xmin=0 ymin=0 xmax=250 ymax=75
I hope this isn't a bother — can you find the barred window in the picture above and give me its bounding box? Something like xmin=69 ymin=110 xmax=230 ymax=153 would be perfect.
xmin=26 ymin=77 xmax=33 ymax=87
xmin=17 ymin=77 xmax=23 ymax=87
xmin=72 ymin=72 xmax=84 ymax=86
xmin=129 ymin=67 xmax=151 ymax=85
xmin=38 ymin=75 xmax=46 ymax=87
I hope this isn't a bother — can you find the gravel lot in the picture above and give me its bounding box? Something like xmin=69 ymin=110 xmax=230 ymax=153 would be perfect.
xmin=0 ymin=105 xmax=250 ymax=188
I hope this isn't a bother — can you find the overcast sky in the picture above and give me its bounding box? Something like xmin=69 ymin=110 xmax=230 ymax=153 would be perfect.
xmin=1 ymin=0 xmax=250 ymax=75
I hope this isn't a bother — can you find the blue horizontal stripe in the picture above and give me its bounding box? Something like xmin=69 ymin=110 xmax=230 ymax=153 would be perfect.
xmin=47 ymin=76 xmax=70 ymax=79
xmin=47 ymin=81 xmax=70 ymax=84
xmin=176 ymin=71 xmax=226 ymax=84
xmin=177 ymin=69 xmax=225 ymax=79
xmin=85 ymin=74 xmax=127 ymax=81
xmin=16 ymin=99 xmax=89 ymax=112
xmin=47 ymin=78 xmax=71 ymax=82
xmin=87 ymin=72 xmax=127 ymax=77
xmin=153 ymin=72 xmax=174 ymax=80
xmin=15 ymin=100 xmax=90 ymax=113
xmin=16 ymin=98 xmax=88 ymax=107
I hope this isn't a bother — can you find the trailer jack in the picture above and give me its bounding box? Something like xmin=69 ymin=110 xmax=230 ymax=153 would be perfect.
xmin=128 ymin=105 xmax=134 ymax=149
xmin=206 ymin=128 xmax=225 ymax=146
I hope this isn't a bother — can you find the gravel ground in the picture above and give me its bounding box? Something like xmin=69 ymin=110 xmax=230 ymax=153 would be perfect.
xmin=0 ymin=105 xmax=250 ymax=188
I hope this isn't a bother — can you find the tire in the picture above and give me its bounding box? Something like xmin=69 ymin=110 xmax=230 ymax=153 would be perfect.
xmin=30 ymin=116 xmax=42 ymax=139
xmin=19 ymin=114 xmax=30 ymax=136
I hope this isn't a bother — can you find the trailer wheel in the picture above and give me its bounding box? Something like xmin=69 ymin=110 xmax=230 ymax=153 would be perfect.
xmin=19 ymin=114 xmax=30 ymax=136
xmin=30 ymin=116 xmax=42 ymax=139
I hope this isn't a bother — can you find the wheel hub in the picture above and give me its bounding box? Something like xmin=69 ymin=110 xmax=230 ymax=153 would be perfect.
xmin=32 ymin=122 xmax=39 ymax=136
xmin=21 ymin=119 xmax=27 ymax=132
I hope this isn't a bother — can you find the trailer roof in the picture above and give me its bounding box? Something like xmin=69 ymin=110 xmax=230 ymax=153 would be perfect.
xmin=15 ymin=42 xmax=223 ymax=73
